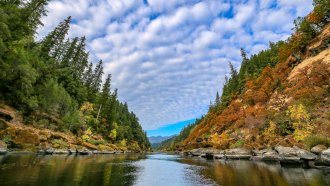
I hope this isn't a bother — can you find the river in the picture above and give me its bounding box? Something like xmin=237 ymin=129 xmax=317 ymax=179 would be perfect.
xmin=0 ymin=153 xmax=329 ymax=186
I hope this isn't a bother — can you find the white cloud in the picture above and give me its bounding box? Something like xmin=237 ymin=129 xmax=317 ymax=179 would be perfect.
xmin=37 ymin=0 xmax=314 ymax=130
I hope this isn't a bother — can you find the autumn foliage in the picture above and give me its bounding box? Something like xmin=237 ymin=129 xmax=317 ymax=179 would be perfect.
xmin=181 ymin=1 xmax=330 ymax=150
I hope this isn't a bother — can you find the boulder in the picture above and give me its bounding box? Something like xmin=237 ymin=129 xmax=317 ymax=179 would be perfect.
xmin=45 ymin=148 xmax=55 ymax=155
xmin=293 ymin=146 xmax=317 ymax=160
xmin=275 ymin=146 xmax=301 ymax=164
xmin=263 ymin=150 xmax=279 ymax=161
xmin=225 ymin=148 xmax=252 ymax=159
xmin=0 ymin=141 xmax=7 ymax=155
xmin=68 ymin=148 xmax=77 ymax=155
xmin=190 ymin=148 xmax=204 ymax=156
xmin=311 ymin=144 xmax=327 ymax=155
xmin=77 ymin=148 xmax=92 ymax=155
xmin=320 ymin=148 xmax=330 ymax=165
xmin=53 ymin=149 xmax=69 ymax=155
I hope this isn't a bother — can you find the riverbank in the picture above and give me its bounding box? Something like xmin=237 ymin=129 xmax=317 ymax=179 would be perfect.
xmin=0 ymin=106 xmax=146 ymax=155
xmin=176 ymin=146 xmax=330 ymax=170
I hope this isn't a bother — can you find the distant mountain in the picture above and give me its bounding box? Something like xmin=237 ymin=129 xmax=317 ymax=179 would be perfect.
xmin=148 ymin=136 xmax=174 ymax=144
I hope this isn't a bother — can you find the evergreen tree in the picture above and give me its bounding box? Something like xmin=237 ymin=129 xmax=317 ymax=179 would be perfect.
xmin=40 ymin=16 xmax=71 ymax=59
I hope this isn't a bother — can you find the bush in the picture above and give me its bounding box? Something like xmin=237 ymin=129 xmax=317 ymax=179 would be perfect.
xmin=230 ymin=139 xmax=245 ymax=149
xmin=90 ymin=139 xmax=105 ymax=145
xmin=51 ymin=139 xmax=69 ymax=148
xmin=2 ymin=135 xmax=12 ymax=145
xmin=304 ymin=135 xmax=330 ymax=149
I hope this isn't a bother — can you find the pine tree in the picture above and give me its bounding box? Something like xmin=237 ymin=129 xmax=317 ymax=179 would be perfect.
xmin=40 ymin=16 xmax=71 ymax=59
xmin=215 ymin=91 xmax=220 ymax=106
xmin=22 ymin=0 xmax=49 ymax=34
xmin=61 ymin=37 xmax=79 ymax=67
xmin=91 ymin=60 xmax=103 ymax=93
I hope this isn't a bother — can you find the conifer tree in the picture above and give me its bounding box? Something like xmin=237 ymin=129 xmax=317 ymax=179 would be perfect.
xmin=40 ymin=16 xmax=71 ymax=59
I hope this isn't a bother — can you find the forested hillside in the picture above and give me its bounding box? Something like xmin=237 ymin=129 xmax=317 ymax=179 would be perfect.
xmin=0 ymin=0 xmax=150 ymax=152
xmin=169 ymin=0 xmax=330 ymax=151
xmin=157 ymin=118 xmax=203 ymax=150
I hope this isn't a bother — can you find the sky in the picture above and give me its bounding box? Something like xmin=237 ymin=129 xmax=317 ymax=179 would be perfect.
xmin=37 ymin=0 xmax=313 ymax=136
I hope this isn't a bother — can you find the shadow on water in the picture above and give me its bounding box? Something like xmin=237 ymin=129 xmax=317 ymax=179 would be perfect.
xmin=0 ymin=153 xmax=329 ymax=186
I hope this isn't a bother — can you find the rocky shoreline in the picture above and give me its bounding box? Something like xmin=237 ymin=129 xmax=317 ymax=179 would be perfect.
xmin=0 ymin=140 xmax=135 ymax=156
xmin=177 ymin=145 xmax=330 ymax=170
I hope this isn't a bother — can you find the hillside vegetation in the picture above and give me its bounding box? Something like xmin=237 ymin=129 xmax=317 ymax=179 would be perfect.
xmin=0 ymin=0 xmax=150 ymax=152
xmin=166 ymin=0 xmax=330 ymax=151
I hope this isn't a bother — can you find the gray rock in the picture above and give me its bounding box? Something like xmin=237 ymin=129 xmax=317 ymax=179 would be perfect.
xmin=53 ymin=149 xmax=69 ymax=155
xmin=77 ymin=149 xmax=91 ymax=155
xmin=252 ymin=149 xmax=268 ymax=156
xmin=275 ymin=146 xmax=301 ymax=164
xmin=275 ymin=146 xmax=297 ymax=157
xmin=293 ymin=146 xmax=317 ymax=160
xmin=45 ymin=148 xmax=54 ymax=155
xmin=68 ymin=149 xmax=77 ymax=155
xmin=311 ymin=144 xmax=327 ymax=155
xmin=320 ymin=148 xmax=330 ymax=165
xmin=263 ymin=150 xmax=279 ymax=161
xmin=190 ymin=148 xmax=204 ymax=156
xmin=214 ymin=151 xmax=226 ymax=159
xmin=225 ymin=148 xmax=252 ymax=159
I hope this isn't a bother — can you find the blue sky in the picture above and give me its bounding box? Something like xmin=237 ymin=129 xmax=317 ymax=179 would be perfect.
xmin=146 ymin=119 xmax=196 ymax=137
xmin=37 ymin=0 xmax=313 ymax=136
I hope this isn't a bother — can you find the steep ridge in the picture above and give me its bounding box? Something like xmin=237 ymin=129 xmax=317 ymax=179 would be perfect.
xmin=176 ymin=2 xmax=330 ymax=151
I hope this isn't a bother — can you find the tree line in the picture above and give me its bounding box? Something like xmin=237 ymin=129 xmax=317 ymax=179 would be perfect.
xmin=0 ymin=0 xmax=150 ymax=150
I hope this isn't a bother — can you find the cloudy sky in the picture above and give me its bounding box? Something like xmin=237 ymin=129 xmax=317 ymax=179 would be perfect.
xmin=37 ymin=0 xmax=313 ymax=133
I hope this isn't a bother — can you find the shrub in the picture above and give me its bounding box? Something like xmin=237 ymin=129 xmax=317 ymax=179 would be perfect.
xmin=2 ymin=135 xmax=12 ymax=145
xmin=89 ymin=139 xmax=105 ymax=145
xmin=304 ymin=135 xmax=330 ymax=149
xmin=230 ymin=139 xmax=245 ymax=148
xmin=51 ymin=139 xmax=69 ymax=148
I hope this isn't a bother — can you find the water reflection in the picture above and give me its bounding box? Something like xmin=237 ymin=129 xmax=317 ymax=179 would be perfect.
xmin=0 ymin=153 xmax=145 ymax=186
xmin=0 ymin=153 xmax=329 ymax=186
xmin=179 ymin=158 xmax=330 ymax=186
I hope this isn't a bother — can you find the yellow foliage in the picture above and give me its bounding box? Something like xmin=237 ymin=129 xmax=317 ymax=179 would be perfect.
xmin=119 ymin=139 xmax=127 ymax=147
xmin=82 ymin=127 xmax=93 ymax=142
xmin=287 ymin=104 xmax=314 ymax=141
xmin=79 ymin=102 xmax=95 ymax=114
xmin=108 ymin=129 xmax=117 ymax=141
xmin=263 ymin=121 xmax=277 ymax=139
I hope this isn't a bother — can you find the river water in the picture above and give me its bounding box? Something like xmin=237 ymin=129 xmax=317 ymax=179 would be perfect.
xmin=0 ymin=153 xmax=329 ymax=186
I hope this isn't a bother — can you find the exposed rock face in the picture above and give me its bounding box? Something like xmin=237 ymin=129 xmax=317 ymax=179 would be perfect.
xmin=0 ymin=141 xmax=7 ymax=154
xmin=311 ymin=145 xmax=327 ymax=155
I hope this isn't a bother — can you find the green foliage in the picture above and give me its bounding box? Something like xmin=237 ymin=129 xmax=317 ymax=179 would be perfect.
xmin=51 ymin=139 xmax=69 ymax=148
xmin=230 ymin=139 xmax=245 ymax=149
xmin=0 ymin=2 xmax=150 ymax=149
xmin=2 ymin=135 xmax=12 ymax=145
xmin=158 ymin=118 xmax=202 ymax=150
xmin=304 ymin=135 xmax=330 ymax=149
